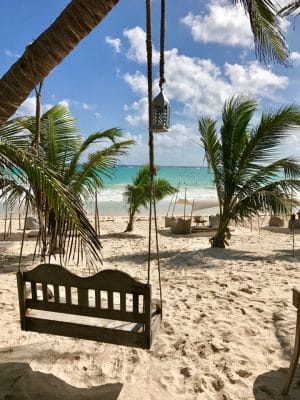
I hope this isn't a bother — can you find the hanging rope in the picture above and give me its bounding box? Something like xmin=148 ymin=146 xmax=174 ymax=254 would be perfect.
xmin=18 ymin=190 xmax=31 ymax=272
xmin=159 ymin=0 xmax=166 ymax=91
xmin=146 ymin=0 xmax=163 ymax=315
xmin=146 ymin=0 xmax=153 ymax=286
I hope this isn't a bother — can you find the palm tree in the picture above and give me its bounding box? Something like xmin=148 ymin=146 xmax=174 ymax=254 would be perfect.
xmin=0 ymin=0 xmax=120 ymax=123
xmin=0 ymin=1 xmax=292 ymax=123
xmin=16 ymin=104 xmax=133 ymax=198
xmin=124 ymin=165 xmax=177 ymax=232
xmin=5 ymin=104 xmax=133 ymax=254
xmin=0 ymin=120 xmax=102 ymax=263
xmin=199 ymin=94 xmax=300 ymax=248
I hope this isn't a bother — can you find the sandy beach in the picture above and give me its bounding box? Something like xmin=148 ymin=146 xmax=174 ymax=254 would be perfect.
xmin=0 ymin=215 xmax=300 ymax=399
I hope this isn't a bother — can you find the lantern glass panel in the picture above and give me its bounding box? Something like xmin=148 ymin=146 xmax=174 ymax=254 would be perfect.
xmin=152 ymin=91 xmax=170 ymax=132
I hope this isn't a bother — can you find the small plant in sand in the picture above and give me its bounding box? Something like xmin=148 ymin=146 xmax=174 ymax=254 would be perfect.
xmin=199 ymin=94 xmax=300 ymax=248
xmin=124 ymin=165 xmax=177 ymax=232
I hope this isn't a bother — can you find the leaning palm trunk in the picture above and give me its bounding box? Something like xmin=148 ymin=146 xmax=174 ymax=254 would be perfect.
xmin=125 ymin=209 xmax=136 ymax=232
xmin=0 ymin=1 xmax=291 ymax=123
xmin=210 ymin=218 xmax=231 ymax=248
xmin=0 ymin=0 xmax=119 ymax=122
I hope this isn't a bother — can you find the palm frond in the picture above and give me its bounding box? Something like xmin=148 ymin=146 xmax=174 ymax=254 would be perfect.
xmin=235 ymin=0 xmax=289 ymax=64
xmin=0 ymin=140 xmax=102 ymax=263
xmin=241 ymin=104 xmax=300 ymax=166
xmin=65 ymin=128 xmax=127 ymax=184
xmin=279 ymin=1 xmax=300 ymax=17
xmin=71 ymin=140 xmax=133 ymax=195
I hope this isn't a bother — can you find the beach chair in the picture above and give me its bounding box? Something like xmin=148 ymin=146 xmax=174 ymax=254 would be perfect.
xmin=170 ymin=218 xmax=191 ymax=234
xmin=282 ymin=288 xmax=300 ymax=395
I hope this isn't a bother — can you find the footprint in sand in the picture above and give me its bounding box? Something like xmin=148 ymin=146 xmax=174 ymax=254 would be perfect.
xmin=236 ymin=369 xmax=252 ymax=378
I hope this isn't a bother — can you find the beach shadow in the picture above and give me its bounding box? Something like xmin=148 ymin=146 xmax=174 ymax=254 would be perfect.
xmin=199 ymin=247 xmax=267 ymax=261
xmin=0 ymin=232 xmax=39 ymax=241
xmin=104 ymin=249 xmax=177 ymax=265
xmin=0 ymin=254 xmax=35 ymax=274
xmin=270 ymin=248 xmax=300 ymax=260
xmin=0 ymin=362 xmax=123 ymax=400
xmin=253 ymin=367 xmax=300 ymax=399
xmin=100 ymin=232 xmax=144 ymax=240
xmin=104 ymin=248 xmax=223 ymax=270
xmin=262 ymin=227 xmax=300 ymax=235
xmin=272 ymin=309 xmax=297 ymax=361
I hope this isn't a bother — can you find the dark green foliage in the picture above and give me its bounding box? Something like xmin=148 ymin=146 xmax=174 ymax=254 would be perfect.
xmin=199 ymin=94 xmax=300 ymax=247
xmin=124 ymin=165 xmax=177 ymax=232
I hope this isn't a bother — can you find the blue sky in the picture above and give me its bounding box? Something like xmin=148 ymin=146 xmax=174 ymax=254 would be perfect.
xmin=1 ymin=0 xmax=300 ymax=166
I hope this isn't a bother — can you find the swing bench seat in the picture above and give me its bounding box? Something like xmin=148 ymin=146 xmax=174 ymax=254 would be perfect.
xmin=17 ymin=263 xmax=161 ymax=349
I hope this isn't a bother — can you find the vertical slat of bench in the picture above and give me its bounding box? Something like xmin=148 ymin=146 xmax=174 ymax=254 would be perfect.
xmin=31 ymin=282 xmax=37 ymax=301
xmin=144 ymin=286 xmax=152 ymax=349
xmin=95 ymin=290 xmax=100 ymax=308
xmin=17 ymin=271 xmax=26 ymax=330
xmin=42 ymin=283 xmax=48 ymax=302
xmin=78 ymin=288 xmax=89 ymax=307
xmin=133 ymin=293 xmax=139 ymax=314
xmin=120 ymin=292 xmax=126 ymax=312
xmin=108 ymin=290 xmax=113 ymax=310
xmin=54 ymin=285 xmax=59 ymax=303
xmin=65 ymin=286 xmax=71 ymax=305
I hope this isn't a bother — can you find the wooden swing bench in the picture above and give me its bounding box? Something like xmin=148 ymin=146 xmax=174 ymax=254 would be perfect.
xmin=17 ymin=263 xmax=161 ymax=349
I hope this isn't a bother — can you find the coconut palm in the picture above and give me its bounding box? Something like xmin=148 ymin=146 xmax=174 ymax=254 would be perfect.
xmin=199 ymin=94 xmax=300 ymax=248
xmin=16 ymin=104 xmax=133 ymax=198
xmin=124 ymin=165 xmax=177 ymax=232
xmin=4 ymin=104 xmax=133 ymax=254
xmin=0 ymin=0 xmax=292 ymax=123
xmin=0 ymin=120 xmax=102 ymax=264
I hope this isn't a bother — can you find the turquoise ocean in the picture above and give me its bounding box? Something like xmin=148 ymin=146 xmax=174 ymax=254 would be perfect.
xmin=86 ymin=165 xmax=217 ymax=216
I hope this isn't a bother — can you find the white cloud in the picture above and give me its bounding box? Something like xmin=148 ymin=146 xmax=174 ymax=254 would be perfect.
xmin=105 ymin=36 xmax=122 ymax=53
xmin=123 ymin=71 xmax=148 ymax=96
xmin=181 ymin=2 xmax=253 ymax=48
xmin=224 ymin=61 xmax=288 ymax=98
xmin=290 ymin=51 xmax=300 ymax=66
xmin=118 ymin=124 xmax=204 ymax=166
xmin=15 ymin=96 xmax=54 ymax=117
xmin=15 ymin=96 xmax=98 ymax=118
xmin=58 ymin=99 xmax=70 ymax=109
xmin=123 ymin=27 xmax=159 ymax=64
xmin=122 ymin=29 xmax=288 ymax=123
xmin=124 ymin=97 xmax=148 ymax=127
xmin=4 ymin=49 xmax=20 ymax=58
xmin=119 ymin=131 xmax=149 ymax=165
xmin=181 ymin=0 xmax=290 ymax=49
xmin=59 ymin=98 xmax=95 ymax=111
xmin=154 ymin=123 xmax=204 ymax=165
xmin=94 ymin=112 xmax=102 ymax=119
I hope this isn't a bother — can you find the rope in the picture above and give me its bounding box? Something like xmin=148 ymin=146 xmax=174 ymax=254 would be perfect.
xmin=153 ymin=183 xmax=163 ymax=316
xmin=18 ymin=190 xmax=31 ymax=272
xmin=146 ymin=0 xmax=163 ymax=314
xmin=159 ymin=0 xmax=166 ymax=90
xmin=146 ymin=0 xmax=153 ymax=286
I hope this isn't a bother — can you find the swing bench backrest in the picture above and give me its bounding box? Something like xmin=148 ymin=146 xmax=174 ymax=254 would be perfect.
xmin=17 ymin=263 xmax=161 ymax=349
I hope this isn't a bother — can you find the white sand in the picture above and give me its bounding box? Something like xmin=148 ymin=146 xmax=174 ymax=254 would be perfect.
xmin=0 ymin=215 xmax=300 ymax=399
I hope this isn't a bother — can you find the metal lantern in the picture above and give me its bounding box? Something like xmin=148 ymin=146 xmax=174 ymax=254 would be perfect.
xmin=152 ymin=89 xmax=170 ymax=132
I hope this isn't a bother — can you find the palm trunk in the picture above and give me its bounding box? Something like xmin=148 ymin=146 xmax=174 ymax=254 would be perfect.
xmin=0 ymin=0 xmax=119 ymax=123
xmin=210 ymin=217 xmax=231 ymax=248
xmin=125 ymin=210 xmax=135 ymax=232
